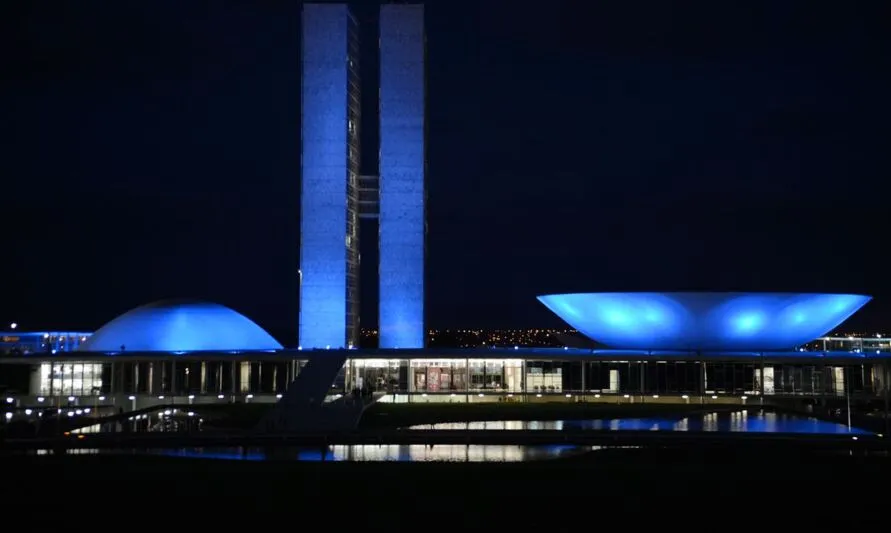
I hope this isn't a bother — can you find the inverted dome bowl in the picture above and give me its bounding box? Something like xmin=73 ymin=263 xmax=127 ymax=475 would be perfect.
xmin=537 ymin=292 xmax=871 ymax=351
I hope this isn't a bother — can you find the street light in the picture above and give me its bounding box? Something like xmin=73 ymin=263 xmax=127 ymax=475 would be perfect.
xmin=9 ymin=323 xmax=17 ymax=330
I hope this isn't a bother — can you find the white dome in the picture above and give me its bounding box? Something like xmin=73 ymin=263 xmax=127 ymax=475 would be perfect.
xmin=78 ymin=299 xmax=282 ymax=352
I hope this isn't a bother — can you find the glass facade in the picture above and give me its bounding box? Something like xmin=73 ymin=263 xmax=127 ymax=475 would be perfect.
xmin=335 ymin=358 xmax=888 ymax=402
xmin=107 ymin=360 xmax=298 ymax=396
xmin=4 ymin=352 xmax=889 ymax=403
xmin=0 ymin=332 xmax=91 ymax=355
xmin=37 ymin=362 xmax=106 ymax=396
xmin=299 ymin=3 xmax=360 ymax=349
xmin=378 ymin=4 xmax=426 ymax=349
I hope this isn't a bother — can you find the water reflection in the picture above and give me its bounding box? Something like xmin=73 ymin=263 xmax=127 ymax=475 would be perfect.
xmin=295 ymin=444 xmax=588 ymax=462
xmin=408 ymin=420 xmax=565 ymax=431
xmin=408 ymin=411 xmax=870 ymax=435
xmin=32 ymin=448 xmax=102 ymax=455
xmin=25 ymin=444 xmax=592 ymax=462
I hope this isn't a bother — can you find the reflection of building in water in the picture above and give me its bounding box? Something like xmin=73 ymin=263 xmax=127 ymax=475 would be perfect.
xmin=35 ymin=448 xmax=100 ymax=455
xmin=324 ymin=444 xmax=584 ymax=462
xmin=702 ymin=412 xmax=719 ymax=432
xmin=728 ymin=410 xmax=746 ymax=432
xmin=408 ymin=420 xmax=565 ymax=431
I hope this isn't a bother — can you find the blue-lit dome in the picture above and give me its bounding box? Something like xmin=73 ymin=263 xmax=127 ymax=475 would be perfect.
xmin=537 ymin=292 xmax=871 ymax=351
xmin=78 ymin=300 xmax=282 ymax=352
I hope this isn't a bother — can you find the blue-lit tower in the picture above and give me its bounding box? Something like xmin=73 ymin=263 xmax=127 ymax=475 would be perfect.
xmin=378 ymin=4 xmax=426 ymax=348
xmin=299 ymin=3 xmax=425 ymax=350
xmin=299 ymin=3 xmax=362 ymax=349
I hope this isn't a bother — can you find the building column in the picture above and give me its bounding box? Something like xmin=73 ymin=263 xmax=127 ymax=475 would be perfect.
xmin=639 ymin=362 xmax=646 ymax=400
xmin=48 ymin=363 xmax=55 ymax=398
xmin=465 ymin=357 xmax=469 ymax=403
xmin=699 ymin=357 xmax=706 ymax=404
xmin=759 ymin=354 xmax=765 ymax=405
xmin=883 ymin=362 xmax=889 ymax=436
xmin=150 ymin=362 xmax=163 ymax=396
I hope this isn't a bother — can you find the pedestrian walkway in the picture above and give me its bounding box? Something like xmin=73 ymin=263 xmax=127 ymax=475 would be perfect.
xmin=255 ymin=354 xmax=384 ymax=434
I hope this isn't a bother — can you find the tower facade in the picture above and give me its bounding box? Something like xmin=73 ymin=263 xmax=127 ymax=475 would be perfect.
xmin=299 ymin=3 xmax=425 ymax=350
xmin=299 ymin=4 xmax=361 ymax=349
xmin=378 ymin=4 xmax=426 ymax=348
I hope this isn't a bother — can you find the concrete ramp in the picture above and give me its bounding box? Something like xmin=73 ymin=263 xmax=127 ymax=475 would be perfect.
xmin=256 ymin=352 xmax=352 ymax=433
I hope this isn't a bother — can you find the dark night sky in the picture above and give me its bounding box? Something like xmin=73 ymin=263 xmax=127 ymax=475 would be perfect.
xmin=4 ymin=0 xmax=890 ymax=340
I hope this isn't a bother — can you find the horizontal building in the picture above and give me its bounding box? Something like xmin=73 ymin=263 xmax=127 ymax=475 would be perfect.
xmin=2 ymin=296 xmax=888 ymax=411
xmin=2 ymin=343 xmax=890 ymax=410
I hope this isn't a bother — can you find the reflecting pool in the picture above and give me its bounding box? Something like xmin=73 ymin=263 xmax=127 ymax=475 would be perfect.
xmin=26 ymin=444 xmax=596 ymax=462
xmin=407 ymin=410 xmax=870 ymax=435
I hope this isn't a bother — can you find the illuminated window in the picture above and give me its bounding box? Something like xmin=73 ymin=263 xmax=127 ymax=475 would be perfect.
xmin=40 ymin=362 xmax=104 ymax=396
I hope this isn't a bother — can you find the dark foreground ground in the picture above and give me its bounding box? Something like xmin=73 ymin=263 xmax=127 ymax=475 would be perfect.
xmin=4 ymin=402 xmax=886 ymax=527
xmin=6 ymin=447 xmax=888 ymax=527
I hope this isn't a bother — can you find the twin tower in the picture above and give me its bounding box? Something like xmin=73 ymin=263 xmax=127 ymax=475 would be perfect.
xmin=299 ymin=3 xmax=426 ymax=350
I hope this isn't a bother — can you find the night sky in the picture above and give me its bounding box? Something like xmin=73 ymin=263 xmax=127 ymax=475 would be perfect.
xmin=6 ymin=0 xmax=890 ymax=340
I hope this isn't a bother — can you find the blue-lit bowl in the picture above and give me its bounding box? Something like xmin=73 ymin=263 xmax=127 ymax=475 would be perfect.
xmin=536 ymin=292 xmax=871 ymax=351
xmin=78 ymin=299 xmax=282 ymax=353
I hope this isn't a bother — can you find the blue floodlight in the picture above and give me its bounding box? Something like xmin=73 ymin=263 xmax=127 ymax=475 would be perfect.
xmin=378 ymin=4 xmax=426 ymax=350
xmin=537 ymin=292 xmax=871 ymax=351
xmin=78 ymin=300 xmax=282 ymax=352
